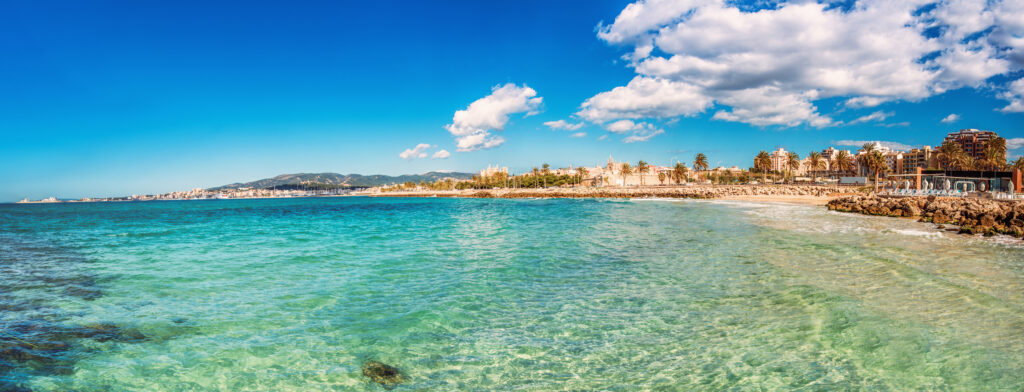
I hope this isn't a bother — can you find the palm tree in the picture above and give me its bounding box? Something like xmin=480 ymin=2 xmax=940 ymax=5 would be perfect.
xmin=863 ymin=150 xmax=887 ymax=192
xmin=807 ymin=151 xmax=825 ymax=182
xmin=1013 ymin=157 xmax=1024 ymax=172
xmin=673 ymin=162 xmax=688 ymax=184
xmin=576 ymin=166 xmax=588 ymax=186
xmin=831 ymin=150 xmax=854 ymax=177
xmin=620 ymin=163 xmax=632 ymax=186
xmin=937 ymin=141 xmax=972 ymax=170
xmin=637 ymin=160 xmax=649 ymax=186
xmin=754 ymin=150 xmax=771 ymax=182
xmin=658 ymin=172 xmax=666 ymax=185
xmin=693 ymin=153 xmax=708 ymax=181
xmin=786 ymin=152 xmax=800 ymax=182
xmin=542 ymin=163 xmax=551 ymax=175
xmin=981 ymin=137 xmax=1007 ymax=172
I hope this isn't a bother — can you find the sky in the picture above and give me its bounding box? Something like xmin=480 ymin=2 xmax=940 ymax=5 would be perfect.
xmin=2 ymin=0 xmax=1022 ymax=201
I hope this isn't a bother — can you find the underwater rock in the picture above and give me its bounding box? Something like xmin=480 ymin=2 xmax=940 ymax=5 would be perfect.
xmin=362 ymin=360 xmax=405 ymax=389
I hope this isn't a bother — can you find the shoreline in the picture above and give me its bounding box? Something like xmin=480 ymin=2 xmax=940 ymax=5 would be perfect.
xmin=363 ymin=185 xmax=854 ymax=206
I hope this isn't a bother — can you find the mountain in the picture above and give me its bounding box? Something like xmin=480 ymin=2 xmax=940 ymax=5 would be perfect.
xmin=209 ymin=172 xmax=475 ymax=190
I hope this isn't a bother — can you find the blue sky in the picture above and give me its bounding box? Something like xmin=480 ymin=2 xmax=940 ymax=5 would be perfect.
xmin=2 ymin=0 xmax=1022 ymax=201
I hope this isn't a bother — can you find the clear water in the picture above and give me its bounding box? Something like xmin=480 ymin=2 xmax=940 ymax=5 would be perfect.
xmin=1 ymin=197 xmax=1023 ymax=391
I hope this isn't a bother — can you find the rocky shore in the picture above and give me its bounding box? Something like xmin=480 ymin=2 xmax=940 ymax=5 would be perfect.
xmin=372 ymin=185 xmax=857 ymax=203
xmin=828 ymin=195 xmax=1024 ymax=238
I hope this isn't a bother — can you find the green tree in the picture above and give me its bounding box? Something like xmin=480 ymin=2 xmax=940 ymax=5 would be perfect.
xmin=807 ymin=151 xmax=825 ymax=182
xmin=673 ymin=162 xmax=688 ymax=184
xmin=754 ymin=150 xmax=771 ymax=182
xmin=576 ymin=166 xmax=588 ymax=186
xmin=693 ymin=153 xmax=708 ymax=181
xmin=831 ymin=150 xmax=854 ymax=176
xmin=620 ymin=163 xmax=632 ymax=186
xmin=1013 ymin=157 xmax=1024 ymax=172
xmin=981 ymin=137 xmax=1007 ymax=171
xmin=658 ymin=172 xmax=666 ymax=185
xmin=786 ymin=152 xmax=801 ymax=182
xmin=637 ymin=160 xmax=649 ymax=186
xmin=937 ymin=141 xmax=972 ymax=170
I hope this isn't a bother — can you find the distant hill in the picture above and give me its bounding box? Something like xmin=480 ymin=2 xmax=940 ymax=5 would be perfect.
xmin=210 ymin=172 xmax=475 ymax=190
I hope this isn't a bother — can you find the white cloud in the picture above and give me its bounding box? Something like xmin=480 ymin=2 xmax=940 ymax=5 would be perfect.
xmin=543 ymin=120 xmax=584 ymax=131
xmin=570 ymin=132 xmax=587 ymax=138
xmin=600 ymin=120 xmax=665 ymax=142
xmin=399 ymin=143 xmax=432 ymax=160
xmin=623 ymin=127 xmax=664 ymax=143
xmin=598 ymin=134 xmax=608 ymax=141
xmin=582 ymin=0 xmax=1024 ymax=128
xmin=941 ymin=113 xmax=961 ymax=123
xmin=445 ymin=83 xmax=543 ymax=151
xmin=577 ymin=76 xmax=713 ymax=123
xmin=431 ymin=149 xmax=451 ymax=159
xmin=1007 ymin=138 xmax=1024 ymax=150
xmin=1000 ymin=79 xmax=1024 ymax=113
xmin=605 ymin=119 xmax=639 ymax=133
xmin=834 ymin=140 xmax=915 ymax=151
xmin=848 ymin=111 xmax=893 ymax=125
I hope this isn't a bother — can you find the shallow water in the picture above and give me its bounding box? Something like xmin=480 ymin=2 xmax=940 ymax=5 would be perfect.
xmin=1 ymin=197 xmax=1022 ymax=390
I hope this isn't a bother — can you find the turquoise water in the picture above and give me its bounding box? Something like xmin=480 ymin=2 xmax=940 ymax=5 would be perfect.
xmin=2 ymin=197 xmax=1023 ymax=391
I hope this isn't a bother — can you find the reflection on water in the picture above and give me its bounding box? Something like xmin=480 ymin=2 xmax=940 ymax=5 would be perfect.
xmin=0 ymin=198 xmax=1022 ymax=391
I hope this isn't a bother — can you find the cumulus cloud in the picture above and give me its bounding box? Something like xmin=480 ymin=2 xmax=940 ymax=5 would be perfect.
xmin=445 ymin=83 xmax=543 ymax=151
xmin=941 ymin=113 xmax=961 ymax=123
xmin=834 ymin=140 xmax=915 ymax=151
xmin=570 ymin=132 xmax=587 ymax=138
xmin=582 ymin=0 xmax=1024 ymax=129
xmin=578 ymin=76 xmax=712 ymax=123
xmin=1000 ymin=79 xmax=1024 ymax=113
xmin=1007 ymin=138 xmax=1024 ymax=151
xmin=431 ymin=149 xmax=451 ymax=159
xmin=605 ymin=119 xmax=640 ymax=133
xmin=543 ymin=120 xmax=584 ymax=131
xmin=399 ymin=143 xmax=432 ymax=160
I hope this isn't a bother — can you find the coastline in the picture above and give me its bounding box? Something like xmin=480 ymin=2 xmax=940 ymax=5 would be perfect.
xmin=362 ymin=185 xmax=854 ymax=206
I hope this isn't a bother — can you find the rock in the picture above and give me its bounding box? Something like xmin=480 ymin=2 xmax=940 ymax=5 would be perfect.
xmin=362 ymin=360 xmax=405 ymax=389
xmin=958 ymin=226 xmax=976 ymax=235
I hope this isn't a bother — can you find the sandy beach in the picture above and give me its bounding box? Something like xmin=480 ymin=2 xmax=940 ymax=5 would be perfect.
xmin=363 ymin=185 xmax=857 ymax=206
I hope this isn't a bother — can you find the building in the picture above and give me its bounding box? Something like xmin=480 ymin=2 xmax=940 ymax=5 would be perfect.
xmin=900 ymin=145 xmax=938 ymax=174
xmin=944 ymin=129 xmax=999 ymax=162
xmin=478 ymin=164 xmax=508 ymax=178
xmin=769 ymin=148 xmax=791 ymax=172
xmin=855 ymin=142 xmax=904 ymax=176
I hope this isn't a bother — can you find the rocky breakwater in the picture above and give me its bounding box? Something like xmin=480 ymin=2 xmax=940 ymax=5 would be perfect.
xmin=467 ymin=185 xmax=851 ymax=199
xmin=827 ymin=195 xmax=1024 ymax=238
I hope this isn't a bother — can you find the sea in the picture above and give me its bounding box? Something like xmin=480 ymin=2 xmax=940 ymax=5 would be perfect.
xmin=1 ymin=197 xmax=1023 ymax=391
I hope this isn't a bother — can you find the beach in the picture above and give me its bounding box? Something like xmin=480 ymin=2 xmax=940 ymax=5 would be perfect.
xmin=365 ymin=184 xmax=856 ymax=206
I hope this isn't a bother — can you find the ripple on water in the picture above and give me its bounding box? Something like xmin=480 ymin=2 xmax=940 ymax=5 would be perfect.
xmin=0 ymin=198 xmax=1022 ymax=391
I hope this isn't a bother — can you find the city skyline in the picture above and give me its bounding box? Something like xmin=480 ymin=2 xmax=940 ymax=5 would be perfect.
xmin=3 ymin=0 xmax=1024 ymax=201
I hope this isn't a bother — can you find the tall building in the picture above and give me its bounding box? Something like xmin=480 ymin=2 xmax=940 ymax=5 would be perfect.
xmin=943 ymin=129 xmax=999 ymax=161
xmin=769 ymin=148 xmax=791 ymax=172
xmin=901 ymin=145 xmax=937 ymax=173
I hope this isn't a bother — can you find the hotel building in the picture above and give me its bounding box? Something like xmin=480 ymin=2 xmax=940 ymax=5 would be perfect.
xmin=943 ymin=129 xmax=999 ymax=162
